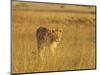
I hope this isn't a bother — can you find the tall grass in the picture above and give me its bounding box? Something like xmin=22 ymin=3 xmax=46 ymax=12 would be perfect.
xmin=12 ymin=1 xmax=96 ymax=73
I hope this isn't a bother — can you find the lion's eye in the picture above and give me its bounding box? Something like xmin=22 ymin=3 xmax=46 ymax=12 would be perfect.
xmin=52 ymin=30 xmax=54 ymax=32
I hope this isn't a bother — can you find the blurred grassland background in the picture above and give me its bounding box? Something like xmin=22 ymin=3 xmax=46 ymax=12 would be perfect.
xmin=12 ymin=1 xmax=96 ymax=73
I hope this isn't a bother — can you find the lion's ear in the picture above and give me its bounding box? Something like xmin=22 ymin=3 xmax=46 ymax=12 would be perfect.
xmin=59 ymin=29 xmax=62 ymax=32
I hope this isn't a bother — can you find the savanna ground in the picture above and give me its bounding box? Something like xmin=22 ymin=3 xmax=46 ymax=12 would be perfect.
xmin=12 ymin=1 xmax=96 ymax=73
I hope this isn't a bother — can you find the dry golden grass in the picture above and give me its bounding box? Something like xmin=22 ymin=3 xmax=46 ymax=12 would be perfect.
xmin=12 ymin=1 xmax=96 ymax=73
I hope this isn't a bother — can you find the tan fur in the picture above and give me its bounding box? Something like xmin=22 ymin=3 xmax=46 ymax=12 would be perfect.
xmin=36 ymin=26 xmax=62 ymax=60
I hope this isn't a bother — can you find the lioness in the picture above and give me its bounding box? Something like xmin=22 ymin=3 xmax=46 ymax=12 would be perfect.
xmin=36 ymin=26 xmax=62 ymax=60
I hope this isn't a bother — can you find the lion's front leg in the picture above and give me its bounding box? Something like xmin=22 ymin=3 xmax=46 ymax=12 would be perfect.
xmin=49 ymin=42 xmax=58 ymax=55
